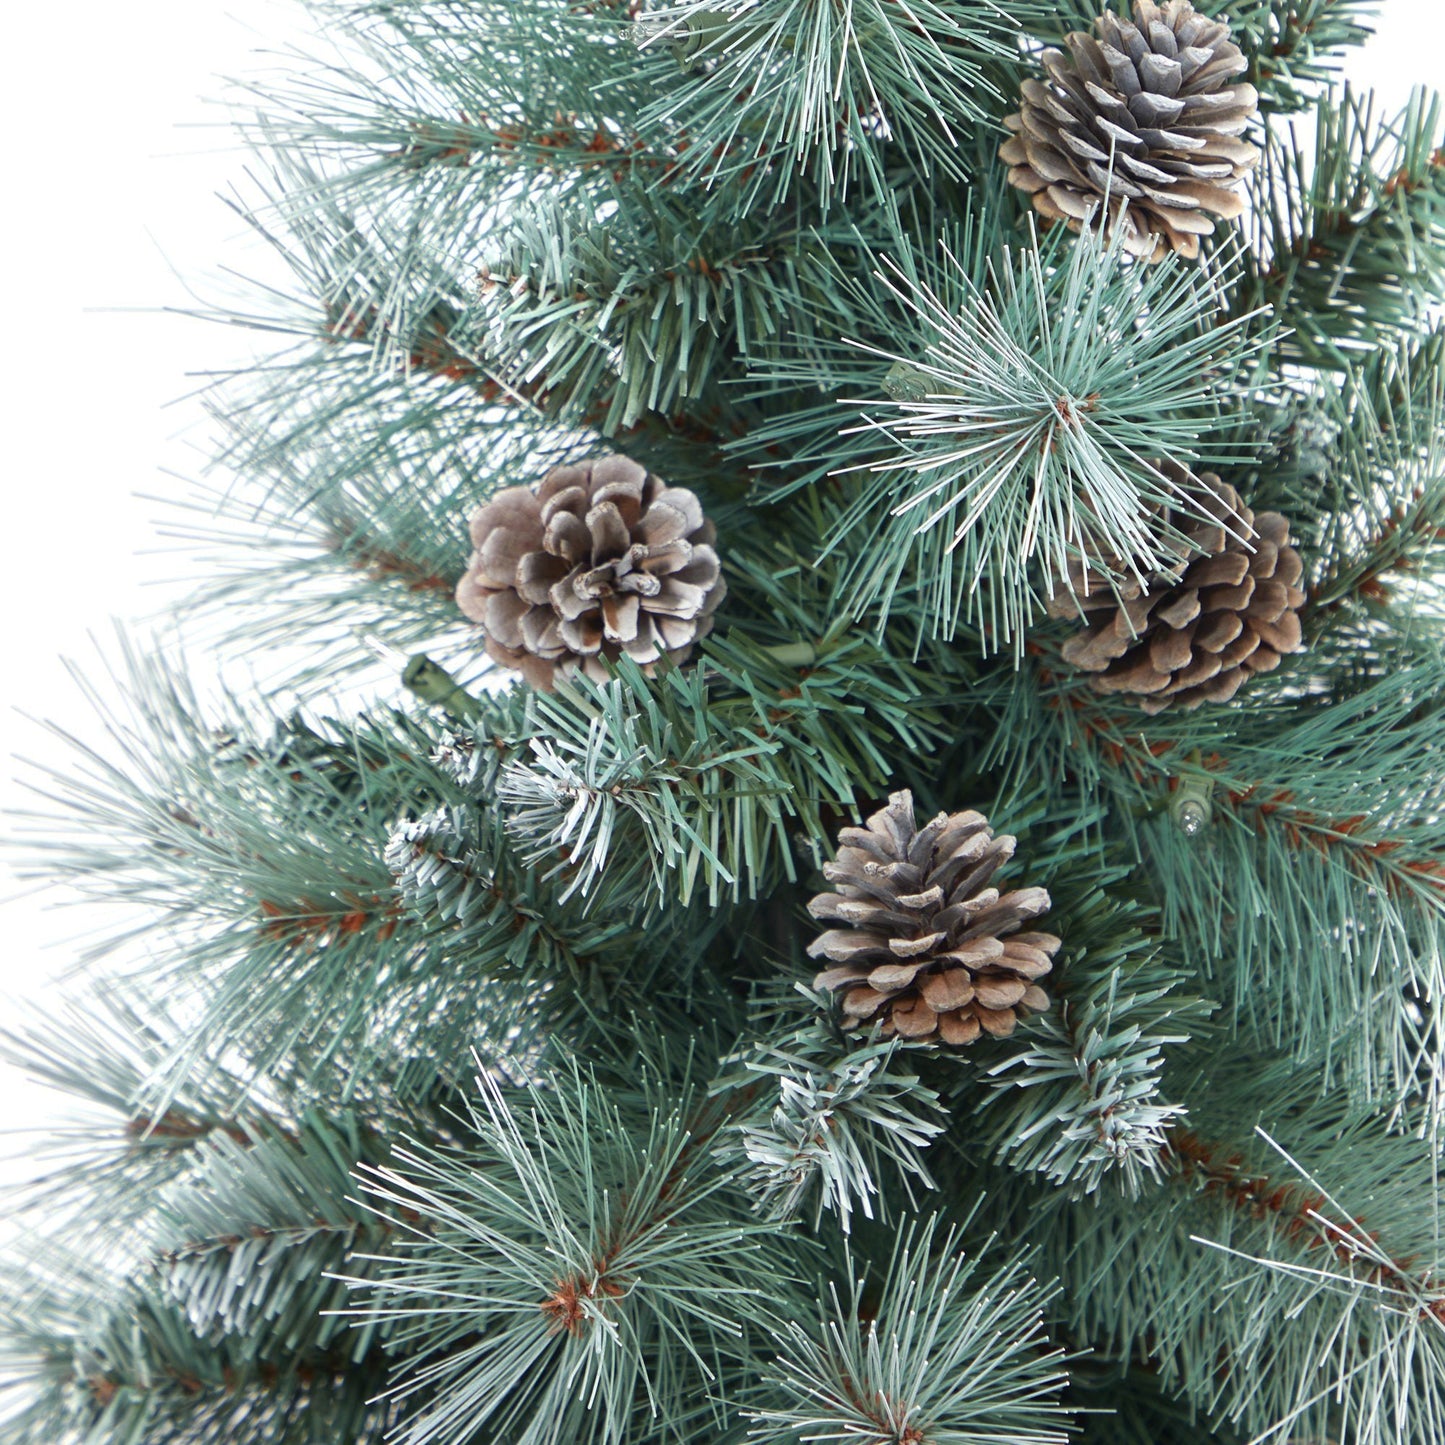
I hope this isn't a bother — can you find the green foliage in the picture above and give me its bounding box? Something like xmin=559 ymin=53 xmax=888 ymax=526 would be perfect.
xmin=712 ymin=1001 xmax=948 ymax=1231
xmin=976 ymin=913 xmax=1202 ymax=1199
xmin=495 ymin=666 xmax=794 ymax=905
xmin=1315 ymin=330 xmax=1445 ymax=604
xmin=488 ymin=546 xmax=961 ymax=904
xmin=17 ymin=646 xmax=478 ymax=1104
xmin=179 ymin=403 xmax=577 ymax=681
xmin=384 ymin=795 xmax=682 ymax=1022
xmin=1240 ymin=85 xmax=1445 ymax=368
xmin=148 ymin=1114 xmax=390 ymax=1365
xmin=744 ymin=219 xmax=1266 ymax=650
xmin=1065 ymin=1360 xmax=1244 ymax=1444
xmin=0 ymin=992 xmax=288 ymax=1229
xmin=471 ymin=186 xmax=822 ymax=434
xmin=348 ymin=1061 xmax=796 ymax=1445
xmin=1019 ymin=1073 xmax=1445 ymax=1443
xmin=1229 ymin=0 xmax=1378 ymax=109
xmin=22 ymin=644 xmax=722 ymax=1108
xmin=1111 ymin=656 xmax=1445 ymax=1105
xmin=626 ymin=0 xmax=1037 ymax=212
xmin=0 ymin=1151 xmax=396 ymax=1445
xmin=747 ymin=1214 xmax=1071 ymax=1443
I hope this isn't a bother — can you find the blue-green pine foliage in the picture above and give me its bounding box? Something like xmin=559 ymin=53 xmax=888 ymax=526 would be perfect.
xmin=5 ymin=0 xmax=1445 ymax=1442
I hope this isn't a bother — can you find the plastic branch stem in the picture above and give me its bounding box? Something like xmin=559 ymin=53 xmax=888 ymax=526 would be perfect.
xmin=762 ymin=641 xmax=818 ymax=669
xmin=402 ymin=656 xmax=482 ymax=722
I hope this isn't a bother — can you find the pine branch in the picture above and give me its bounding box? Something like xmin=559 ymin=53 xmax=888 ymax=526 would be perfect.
xmin=742 ymin=215 xmax=1267 ymax=651
xmin=978 ymin=940 xmax=1200 ymax=1200
xmin=1303 ymin=330 xmax=1445 ymax=612
xmin=1022 ymin=1068 xmax=1445 ymax=1445
xmin=8 ymin=2 xmax=1445 ymax=1442
xmin=710 ymin=1002 xmax=947 ymax=1232
xmin=1065 ymin=1357 xmax=1245 ymax=1445
xmin=16 ymin=642 xmax=564 ymax=1105
xmin=1238 ymin=84 xmax=1445 ymax=368
xmin=1239 ymin=0 xmax=1377 ymax=110
xmin=491 ymin=602 xmax=957 ymax=905
xmin=984 ymin=647 xmax=1445 ymax=1107
xmin=0 ymin=991 xmax=296 ymax=1230
xmin=748 ymin=1213 xmax=1071 ymax=1444
xmin=467 ymin=501 xmax=972 ymax=914
xmin=384 ymin=795 xmax=704 ymax=1032
xmin=147 ymin=1115 xmax=392 ymax=1366
xmin=471 ymin=187 xmax=822 ymax=434
xmin=346 ymin=1059 xmax=796 ymax=1445
xmin=0 ymin=1247 xmax=395 ymax=1445
xmin=625 ymin=0 xmax=1034 ymax=212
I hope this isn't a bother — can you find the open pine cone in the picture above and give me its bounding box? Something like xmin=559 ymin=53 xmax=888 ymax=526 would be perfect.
xmin=1000 ymin=0 xmax=1260 ymax=262
xmin=457 ymin=456 xmax=725 ymax=690
xmin=808 ymin=792 xmax=1057 ymax=1047
xmin=1048 ymin=466 xmax=1305 ymax=711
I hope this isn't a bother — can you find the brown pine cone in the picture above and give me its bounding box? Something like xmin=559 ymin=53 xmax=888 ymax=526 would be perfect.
xmin=808 ymin=792 xmax=1057 ymax=1047
xmin=1000 ymin=1 xmax=1260 ymax=262
xmin=1048 ymin=467 xmax=1305 ymax=711
xmin=456 ymin=456 xmax=725 ymax=690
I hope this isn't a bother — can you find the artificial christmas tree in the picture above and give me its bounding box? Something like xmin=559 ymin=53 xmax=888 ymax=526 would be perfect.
xmin=3 ymin=0 xmax=1444 ymax=1442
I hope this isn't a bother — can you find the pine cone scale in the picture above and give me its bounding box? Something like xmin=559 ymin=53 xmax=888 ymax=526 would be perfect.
xmin=977 ymin=1007 xmax=1018 ymax=1039
xmin=835 ymin=825 xmax=893 ymax=858
xmin=1198 ymin=611 xmax=1245 ymax=650
xmin=888 ymin=932 xmax=948 ymax=960
xmin=1254 ymin=612 xmax=1303 ymax=655
xmin=480 ymin=590 xmax=527 ymax=648
xmin=975 ymin=977 xmax=1029 ymax=1010
xmin=933 ymin=892 xmax=998 ymax=937
xmin=542 ymin=509 xmax=589 ymax=560
xmin=944 ymin=936 xmax=1005 ymax=963
xmin=841 ymin=987 xmax=889 ymax=1019
xmin=520 ymin=609 xmax=565 ymax=657
xmin=478 ymin=522 xmax=537 ymax=587
xmin=939 ymin=1012 xmax=981 ymax=1046
xmin=920 ymin=971 xmax=976 ymax=1011
xmin=601 ymin=594 xmax=640 ymax=643
xmin=929 ymin=833 xmax=1010 ymax=891
xmin=1150 ymin=624 xmax=1195 ymax=672
xmin=1095 ymin=658 xmax=1172 ymax=694
xmin=549 ymin=575 xmax=593 ymax=621
xmin=517 ymin=553 xmax=570 ymax=603
xmin=1061 ymin=627 xmax=1127 ymax=672
xmin=890 ymin=997 xmax=939 ymax=1038
xmin=586 ymin=501 xmax=632 ymax=558
xmin=1153 ymin=593 xmax=1199 ymax=629
xmin=1250 ymin=580 xmax=1290 ymax=621
xmin=1000 ymin=944 xmax=1055 ymax=980
xmin=807 ymin=928 xmax=893 ymax=961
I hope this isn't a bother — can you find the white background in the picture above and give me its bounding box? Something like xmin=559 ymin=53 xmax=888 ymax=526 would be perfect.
xmin=0 ymin=2 xmax=1443 ymax=1166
